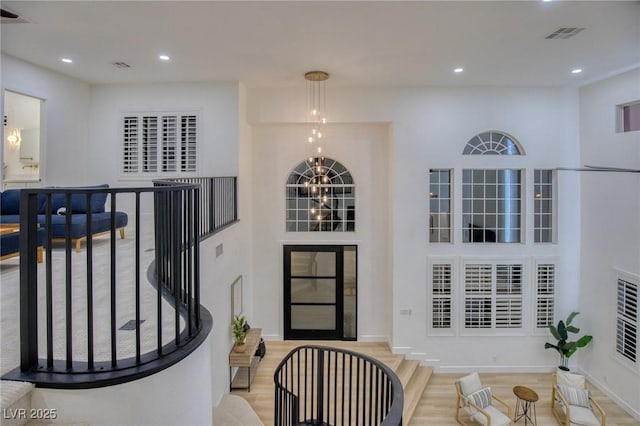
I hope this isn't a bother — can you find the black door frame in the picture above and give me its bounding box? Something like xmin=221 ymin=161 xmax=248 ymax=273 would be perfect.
xmin=283 ymin=245 xmax=357 ymax=340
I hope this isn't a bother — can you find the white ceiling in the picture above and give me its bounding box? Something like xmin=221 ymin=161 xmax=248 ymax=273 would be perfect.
xmin=1 ymin=1 xmax=639 ymax=88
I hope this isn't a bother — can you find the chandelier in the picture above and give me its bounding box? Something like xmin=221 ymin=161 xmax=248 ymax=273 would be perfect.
xmin=304 ymin=70 xmax=330 ymax=224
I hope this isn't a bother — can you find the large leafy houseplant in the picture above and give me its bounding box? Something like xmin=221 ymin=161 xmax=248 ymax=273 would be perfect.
xmin=545 ymin=311 xmax=593 ymax=371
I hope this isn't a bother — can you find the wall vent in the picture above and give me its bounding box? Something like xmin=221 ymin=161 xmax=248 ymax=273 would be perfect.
xmin=113 ymin=62 xmax=132 ymax=68
xmin=545 ymin=27 xmax=585 ymax=39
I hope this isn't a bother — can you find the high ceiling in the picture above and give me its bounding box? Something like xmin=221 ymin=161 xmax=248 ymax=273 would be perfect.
xmin=1 ymin=1 xmax=639 ymax=88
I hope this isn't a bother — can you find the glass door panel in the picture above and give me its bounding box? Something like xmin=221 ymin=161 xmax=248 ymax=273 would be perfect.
xmin=284 ymin=245 xmax=356 ymax=340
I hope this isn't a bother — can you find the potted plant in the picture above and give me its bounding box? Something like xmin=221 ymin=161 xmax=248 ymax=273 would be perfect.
xmin=231 ymin=315 xmax=248 ymax=353
xmin=545 ymin=311 xmax=593 ymax=371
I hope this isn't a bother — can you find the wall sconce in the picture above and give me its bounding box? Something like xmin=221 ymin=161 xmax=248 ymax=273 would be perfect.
xmin=7 ymin=128 xmax=21 ymax=147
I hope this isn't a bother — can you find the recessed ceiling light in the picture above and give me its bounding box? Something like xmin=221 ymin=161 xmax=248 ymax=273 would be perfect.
xmin=454 ymin=67 xmax=464 ymax=73
xmin=61 ymin=58 xmax=73 ymax=64
xmin=158 ymin=54 xmax=170 ymax=61
xmin=571 ymin=68 xmax=583 ymax=74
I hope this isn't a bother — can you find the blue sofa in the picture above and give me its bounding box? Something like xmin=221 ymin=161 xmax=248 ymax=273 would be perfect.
xmin=0 ymin=185 xmax=128 ymax=253
xmin=0 ymin=226 xmax=46 ymax=262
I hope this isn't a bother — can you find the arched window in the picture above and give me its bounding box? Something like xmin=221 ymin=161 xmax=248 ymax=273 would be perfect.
xmin=462 ymin=131 xmax=524 ymax=156
xmin=286 ymin=157 xmax=355 ymax=232
xmin=460 ymin=131 xmax=525 ymax=243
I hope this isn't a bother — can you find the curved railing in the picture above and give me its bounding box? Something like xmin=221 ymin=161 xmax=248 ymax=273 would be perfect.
xmin=274 ymin=345 xmax=404 ymax=426
xmin=2 ymin=178 xmax=235 ymax=388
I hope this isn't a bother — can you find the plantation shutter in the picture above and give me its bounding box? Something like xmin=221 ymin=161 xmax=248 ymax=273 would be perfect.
xmin=180 ymin=115 xmax=197 ymax=172
xmin=431 ymin=263 xmax=453 ymax=329
xmin=616 ymin=278 xmax=638 ymax=363
xmin=495 ymin=264 xmax=523 ymax=328
xmin=536 ymin=264 xmax=556 ymax=328
xmin=162 ymin=115 xmax=178 ymax=172
xmin=122 ymin=111 xmax=198 ymax=175
xmin=142 ymin=116 xmax=158 ymax=172
xmin=122 ymin=116 xmax=139 ymax=173
xmin=464 ymin=264 xmax=492 ymax=328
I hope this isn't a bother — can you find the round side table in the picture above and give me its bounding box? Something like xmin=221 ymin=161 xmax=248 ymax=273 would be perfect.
xmin=513 ymin=385 xmax=538 ymax=425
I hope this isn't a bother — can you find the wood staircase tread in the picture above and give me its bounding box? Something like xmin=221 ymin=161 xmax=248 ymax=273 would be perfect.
xmin=402 ymin=366 xmax=433 ymax=426
xmin=396 ymin=359 xmax=420 ymax=388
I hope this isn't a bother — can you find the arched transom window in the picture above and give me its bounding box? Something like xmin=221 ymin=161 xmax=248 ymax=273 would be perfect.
xmin=462 ymin=131 xmax=524 ymax=155
xmin=286 ymin=157 xmax=355 ymax=232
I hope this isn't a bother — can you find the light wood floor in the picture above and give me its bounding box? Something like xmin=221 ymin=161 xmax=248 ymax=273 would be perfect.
xmin=233 ymin=340 xmax=640 ymax=426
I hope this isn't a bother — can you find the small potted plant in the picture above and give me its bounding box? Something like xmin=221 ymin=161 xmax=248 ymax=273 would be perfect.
xmin=231 ymin=315 xmax=248 ymax=353
xmin=545 ymin=311 xmax=593 ymax=371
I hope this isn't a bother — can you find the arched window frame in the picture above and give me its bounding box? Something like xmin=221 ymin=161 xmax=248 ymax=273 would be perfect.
xmin=285 ymin=157 xmax=356 ymax=232
xmin=462 ymin=130 xmax=525 ymax=156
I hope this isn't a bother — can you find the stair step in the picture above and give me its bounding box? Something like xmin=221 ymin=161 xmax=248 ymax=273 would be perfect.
xmin=395 ymin=359 xmax=419 ymax=388
xmin=1 ymin=380 xmax=35 ymax=426
xmin=402 ymin=366 xmax=433 ymax=426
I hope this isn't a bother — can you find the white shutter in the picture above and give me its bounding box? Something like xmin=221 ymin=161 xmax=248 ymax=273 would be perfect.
xmin=536 ymin=264 xmax=555 ymax=328
xmin=162 ymin=115 xmax=178 ymax=172
xmin=122 ymin=116 xmax=139 ymax=173
xmin=142 ymin=116 xmax=158 ymax=172
xmin=617 ymin=278 xmax=638 ymax=363
xmin=123 ymin=111 xmax=198 ymax=175
xmin=464 ymin=264 xmax=492 ymax=328
xmin=495 ymin=264 xmax=523 ymax=328
xmin=180 ymin=115 xmax=197 ymax=172
xmin=431 ymin=263 xmax=452 ymax=329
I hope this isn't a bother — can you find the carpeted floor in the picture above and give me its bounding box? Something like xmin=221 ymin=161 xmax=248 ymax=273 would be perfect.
xmin=0 ymin=220 xmax=183 ymax=376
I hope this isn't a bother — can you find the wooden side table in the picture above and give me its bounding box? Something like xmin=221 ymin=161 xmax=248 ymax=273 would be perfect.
xmin=228 ymin=328 xmax=262 ymax=392
xmin=513 ymin=385 xmax=538 ymax=425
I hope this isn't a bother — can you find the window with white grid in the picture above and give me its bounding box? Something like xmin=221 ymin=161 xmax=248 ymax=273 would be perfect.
xmin=462 ymin=131 xmax=524 ymax=155
xmin=534 ymin=169 xmax=554 ymax=243
xmin=285 ymin=157 xmax=355 ymax=232
xmin=429 ymin=169 xmax=451 ymax=243
xmin=462 ymin=169 xmax=522 ymax=243
xmin=535 ymin=263 xmax=556 ymax=329
xmin=616 ymin=276 xmax=638 ymax=364
xmin=463 ymin=262 xmax=524 ymax=331
xmin=122 ymin=112 xmax=198 ymax=175
xmin=430 ymin=263 xmax=453 ymax=329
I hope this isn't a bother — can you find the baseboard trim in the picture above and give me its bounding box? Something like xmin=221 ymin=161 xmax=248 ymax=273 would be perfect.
xmin=436 ymin=365 xmax=556 ymax=374
xmin=262 ymin=334 xmax=281 ymax=341
xmin=358 ymin=335 xmax=389 ymax=343
xmin=391 ymin=346 xmax=412 ymax=355
xmin=580 ymin=370 xmax=640 ymax=420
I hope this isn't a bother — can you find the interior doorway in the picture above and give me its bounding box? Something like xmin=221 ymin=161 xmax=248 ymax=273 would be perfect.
xmin=3 ymin=90 xmax=42 ymax=184
xmin=284 ymin=245 xmax=357 ymax=340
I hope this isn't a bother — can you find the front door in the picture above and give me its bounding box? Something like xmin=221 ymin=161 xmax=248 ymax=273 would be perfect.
xmin=284 ymin=245 xmax=357 ymax=340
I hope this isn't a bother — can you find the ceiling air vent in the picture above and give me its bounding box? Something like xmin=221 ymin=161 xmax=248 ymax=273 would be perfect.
xmin=546 ymin=27 xmax=585 ymax=40
xmin=112 ymin=62 xmax=132 ymax=69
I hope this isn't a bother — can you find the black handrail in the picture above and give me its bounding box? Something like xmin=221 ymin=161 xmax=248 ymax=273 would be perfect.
xmin=2 ymin=177 xmax=236 ymax=388
xmin=274 ymin=345 xmax=404 ymax=426
xmin=158 ymin=176 xmax=238 ymax=240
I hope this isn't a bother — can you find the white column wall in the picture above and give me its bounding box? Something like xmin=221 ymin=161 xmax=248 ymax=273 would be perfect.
xmin=250 ymin=123 xmax=391 ymax=341
xmin=247 ymin=85 xmax=581 ymax=370
xmin=578 ymin=68 xmax=640 ymax=418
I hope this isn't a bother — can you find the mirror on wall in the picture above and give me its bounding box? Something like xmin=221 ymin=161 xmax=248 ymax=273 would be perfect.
xmin=3 ymin=90 xmax=42 ymax=183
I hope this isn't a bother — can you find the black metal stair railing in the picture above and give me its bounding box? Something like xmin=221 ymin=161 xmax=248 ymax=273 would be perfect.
xmin=274 ymin=345 xmax=404 ymax=426
xmin=2 ymin=177 xmax=236 ymax=388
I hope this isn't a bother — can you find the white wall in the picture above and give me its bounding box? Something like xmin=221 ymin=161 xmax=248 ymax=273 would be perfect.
xmin=578 ymin=68 xmax=640 ymax=417
xmin=88 ymin=81 xmax=239 ymax=184
xmin=250 ymin=123 xmax=391 ymax=341
xmin=30 ymin=336 xmax=213 ymax=426
xmin=1 ymin=54 xmax=91 ymax=185
xmin=247 ymin=85 xmax=582 ymax=371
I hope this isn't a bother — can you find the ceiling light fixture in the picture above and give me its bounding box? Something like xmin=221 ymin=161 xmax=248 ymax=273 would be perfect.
xmin=304 ymin=70 xmax=330 ymax=223
xmin=61 ymin=58 xmax=73 ymax=63
xmin=159 ymin=54 xmax=170 ymax=61
xmin=571 ymin=68 xmax=583 ymax=74
xmin=7 ymin=128 xmax=21 ymax=147
xmin=454 ymin=67 xmax=464 ymax=73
